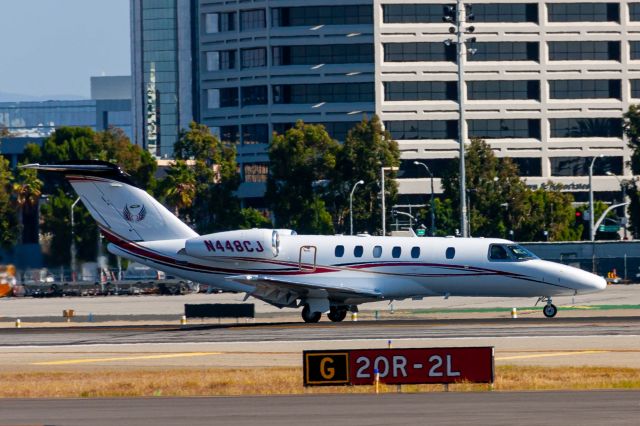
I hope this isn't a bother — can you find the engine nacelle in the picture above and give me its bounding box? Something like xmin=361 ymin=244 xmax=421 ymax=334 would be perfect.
xmin=185 ymin=229 xmax=288 ymax=258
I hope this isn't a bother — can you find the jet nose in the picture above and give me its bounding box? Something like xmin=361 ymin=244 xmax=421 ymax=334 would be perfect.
xmin=571 ymin=268 xmax=607 ymax=294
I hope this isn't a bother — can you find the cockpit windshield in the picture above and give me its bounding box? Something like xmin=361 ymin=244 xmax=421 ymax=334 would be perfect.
xmin=489 ymin=244 xmax=538 ymax=261
xmin=507 ymin=245 xmax=538 ymax=260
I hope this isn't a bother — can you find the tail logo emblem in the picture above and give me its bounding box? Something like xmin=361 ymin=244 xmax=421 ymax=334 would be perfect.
xmin=123 ymin=204 xmax=147 ymax=222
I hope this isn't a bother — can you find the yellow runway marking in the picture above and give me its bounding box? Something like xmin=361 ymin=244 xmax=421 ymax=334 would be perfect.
xmin=497 ymin=350 xmax=609 ymax=361
xmin=32 ymin=352 xmax=222 ymax=366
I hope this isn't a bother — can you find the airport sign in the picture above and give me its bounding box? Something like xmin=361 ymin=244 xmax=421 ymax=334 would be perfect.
xmin=303 ymin=347 xmax=494 ymax=386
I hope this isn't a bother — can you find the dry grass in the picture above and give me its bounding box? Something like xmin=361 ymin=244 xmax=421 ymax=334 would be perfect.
xmin=1 ymin=366 xmax=639 ymax=398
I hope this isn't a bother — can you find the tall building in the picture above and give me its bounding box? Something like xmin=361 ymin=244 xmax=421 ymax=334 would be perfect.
xmin=131 ymin=0 xmax=196 ymax=158
xmin=131 ymin=0 xmax=637 ymax=206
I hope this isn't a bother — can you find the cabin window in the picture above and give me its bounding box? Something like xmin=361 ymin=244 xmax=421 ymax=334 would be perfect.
xmin=489 ymin=244 xmax=509 ymax=261
xmin=411 ymin=247 xmax=420 ymax=258
xmin=335 ymin=245 xmax=344 ymax=257
xmin=446 ymin=247 xmax=455 ymax=259
xmin=392 ymin=246 xmax=401 ymax=258
xmin=373 ymin=245 xmax=382 ymax=258
xmin=507 ymin=245 xmax=537 ymax=260
xmin=354 ymin=245 xmax=364 ymax=257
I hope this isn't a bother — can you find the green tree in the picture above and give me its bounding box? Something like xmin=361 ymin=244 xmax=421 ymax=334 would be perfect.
xmin=267 ymin=121 xmax=339 ymax=234
xmin=157 ymin=160 xmax=196 ymax=219
xmin=622 ymin=105 xmax=640 ymax=238
xmin=334 ymin=115 xmax=400 ymax=235
xmin=519 ymin=183 xmax=581 ymax=241
xmin=12 ymin=167 xmax=43 ymax=244
xmin=0 ymin=156 xmax=19 ymax=249
xmin=238 ymin=207 xmax=272 ymax=229
xmin=169 ymin=122 xmax=241 ymax=233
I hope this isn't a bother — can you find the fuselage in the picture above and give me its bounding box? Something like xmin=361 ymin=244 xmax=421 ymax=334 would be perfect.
xmin=105 ymin=229 xmax=607 ymax=304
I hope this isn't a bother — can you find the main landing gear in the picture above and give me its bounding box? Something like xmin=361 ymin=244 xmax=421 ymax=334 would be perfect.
xmin=327 ymin=306 xmax=348 ymax=322
xmin=301 ymin=304 xmax=321 ymax=323
xmin=538 ymin=296 xmax=558 ymax=318
xmin=301 ymin=305 xmax=349 ymax=323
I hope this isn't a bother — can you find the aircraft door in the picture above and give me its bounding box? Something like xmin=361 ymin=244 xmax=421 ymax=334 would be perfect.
xmin=299 ymin=246 xmax=317 ymax=272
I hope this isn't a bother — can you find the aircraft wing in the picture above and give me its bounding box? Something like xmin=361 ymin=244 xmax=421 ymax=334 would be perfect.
xmin=225 ymin=274 xmax=383 ymax=308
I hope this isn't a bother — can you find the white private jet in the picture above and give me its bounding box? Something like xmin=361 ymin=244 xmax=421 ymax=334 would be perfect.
xmin=24 ymin=161 xmax=606 ymax=323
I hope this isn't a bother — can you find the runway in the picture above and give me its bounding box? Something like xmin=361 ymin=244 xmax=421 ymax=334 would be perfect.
xmin=0 ymin=316 xmax=639 ymax=369
xmin=1 ymin=391 xmax=638 ymax=426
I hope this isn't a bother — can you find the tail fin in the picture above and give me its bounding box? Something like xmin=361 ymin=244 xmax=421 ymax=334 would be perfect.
xmin=23 ymin=160 xmax=198 ymax=242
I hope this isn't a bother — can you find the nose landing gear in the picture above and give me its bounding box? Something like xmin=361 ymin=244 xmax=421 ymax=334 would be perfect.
xmin=537 ymin=296 xmax=558 ymax=318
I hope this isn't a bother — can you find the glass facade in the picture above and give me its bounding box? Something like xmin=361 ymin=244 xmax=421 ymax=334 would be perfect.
xmin=631 ymin=3 xmax=640 ymax=21
xmin=470 ymin=3 xmax=538 ymax=23
xmin=272 ymin=44 xmax=373 ymax=66
xmin=468 ymin=42 xmax=539 ymax=62
xmin=548 ymin=41 xmax=620 ymax=61
xmin=467 ymin=80 xmax=540 ymax=100
xmin=0 ymin=101 xmax=96 ymax=134
xmin=272 ymin=5 xmax=372 ymax=27
xmin=385 ymin=81 xmax=457 ymax=101
xmin=240 ymin=9 xmax=266 ymax=31
xmin=385 ymin=120 xmax=458 ymax=140
xmin=550 ymin=156 xmax=624 ymax=176
xmin=140 ymin=0 xmax=180 ymax=156
xmin=468 ymin=119 xmax=541 ymax=139
xmin=384 ymin=42 xmax=456 ymax=62
xmin=512 ymin=158 xmax=542 ymax=177
xmin=272 ymin=83 xmax=374 ymax=104
xmin=549 ymin=79 xmax=621 ymax=99
xmin=273 ymin=121 xmax=360 ymax=142
xmin=549 ymin=118 xmax=623 ymax=138
xmin=383 ymin=4 xmax=454 ymax=23
xmin=547 ymin=3 xmax=619 ymax=22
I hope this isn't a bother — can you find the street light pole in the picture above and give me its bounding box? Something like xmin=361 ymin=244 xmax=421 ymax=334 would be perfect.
xmin=70 ymin=197 xmax=80 ymax=281
xmin=350 ymin=180 xmax=364 ymax=236
xmin=606 ymin=171 xmax=628 ymax=240
xmin=381 ymin=166 xmax=399 ymax=236
xmin=413 ymin=161 xmax=436 ymax=236
xmin=588 ymin=155 xmax=602 ymax=241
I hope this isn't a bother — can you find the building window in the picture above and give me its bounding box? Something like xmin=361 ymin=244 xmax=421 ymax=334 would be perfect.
xmin=373 ymin=246 xmax=382 ymax=258
xmin=335 ymin=245 xmax=345 ymax=257
xmin=383 ymin=4 xmax=454 ymax=23
xmin=384 ymin=81 xmax=457 ymax=101
xmin=392 ymin=246 xmax=401 ymax=258
xmin=549 ymin=79 xmax=621 ymax=99
xmin=206 ymin=87 xmax=238 ymax=108
xmin=241 ymin=47 xmax=266 ymax=69
xmin=550 ymin=156 xmax=623 ymax=176
xmin=220 ymin=125 xmax=239 ymax=144
xmin=631 ymin=3 xmax=640 ymax=21
xmin=631 ymin=41 xmax=640 ymax=60
xmin=470 ymin=3 xmax=538 ymax=23
xmin=385 ymin=120 xmax=458 ymax=140
xmin=354 ymin=245 xmax=364 ymax=257
xmin=242 ymin=124 xmax=269 ymax=145
xmin=512 ymin=158 xmax=542 ymax=177
xmin=241 ymin=85 xmax=268 ymax=106
xmin=469 ymin=42 xmax=539 ymax=61
xmin=549 ymin=118 xmax=623 ymax=138
xmin=411 ymin=247 xmax=420 ymax=259
xmin=272 ymin=83 xmax=374 ymax=104
xmin=272 ymin=5 xmax=372 ymax=27
xmin=399 ymin=159 xmax=456 ymax=178
xmin=384 ymin=43 xmax=456 ymax=62
xmin=206 ymin=50 xmax=236 ymax=71
xmin=548 ymin=3 xmax=619 ymax=23
xmin=467 ymin=80 xmax=540 ymax=100
xmin=549 ymin=41 xmax=620 ymax=61
xmin=205 ymin=12 xmax=236 ymax=33
xmin=240 ymin=9 xmax=265 ymax=31
xmin=446 ymin=247 xmax=455 ymax=259
xmin=243 ymin=162 xmax=269 ymax=183
xmin=631 ymin=79 xmax=640 ymax=98
xmin=468 ymin=119 xmax=541 ymax=139
xmin=272 ymin=44 xmax=373 ymax=66
xmin=273 ymin=122 xmax=358 ymax=142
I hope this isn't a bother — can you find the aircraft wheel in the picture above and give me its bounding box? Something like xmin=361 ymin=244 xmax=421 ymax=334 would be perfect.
xmin=301 ymin=304 xmax=321 ymax=323
xmin=543 ymin=303 xmax=557 ymax=318
xmin=327 ymin=307 xmax=347 ymax=322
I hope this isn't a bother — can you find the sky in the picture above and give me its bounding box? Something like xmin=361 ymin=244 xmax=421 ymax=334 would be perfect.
xmin=0 ymin=0 xmax=130 ymax=100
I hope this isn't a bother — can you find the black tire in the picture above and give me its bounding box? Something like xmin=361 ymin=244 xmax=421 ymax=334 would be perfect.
xmin=301 ymin=304 xmax=322 ymax=323
xmin=543 ymin=303 xmax=558 ymax=318
xmin=327 ymin=307 xmax=347 ymax=322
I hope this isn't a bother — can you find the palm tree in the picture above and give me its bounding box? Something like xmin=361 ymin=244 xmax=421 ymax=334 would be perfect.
xmin=12 ymin=168 xmax=43 ymax=244
xmin=158 ymin=160 xmax=196 ymax=221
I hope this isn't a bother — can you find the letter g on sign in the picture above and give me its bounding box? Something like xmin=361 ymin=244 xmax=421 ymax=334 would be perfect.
xmin=320 ymin=357 xmax=335 ymax=379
